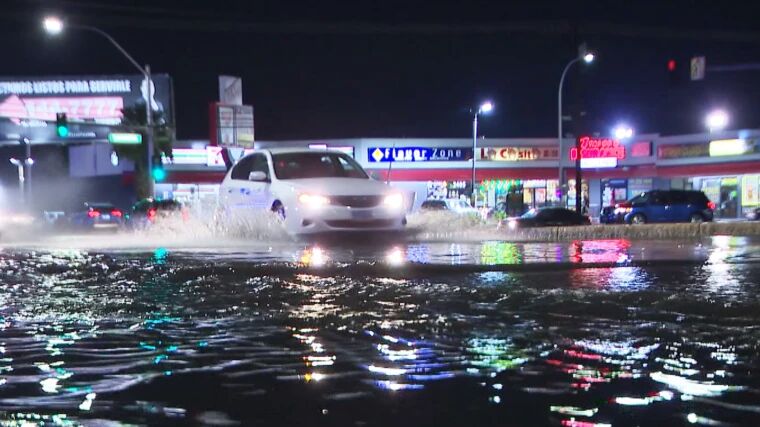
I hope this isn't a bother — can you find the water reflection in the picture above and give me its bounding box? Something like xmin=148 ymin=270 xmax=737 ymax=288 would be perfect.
xmin=1 ymin=244 xmax=760 ymax=425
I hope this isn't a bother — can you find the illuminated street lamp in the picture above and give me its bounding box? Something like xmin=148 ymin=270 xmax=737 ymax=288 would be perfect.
xmin=613 ymin=124 xmax=634 ymax=140
xmin=705 ymin=110 xmax=729 ymax=132
xmin=42 ymin=16 xmax=64 ymax=35
xmin=471 ymin=101 xmax=494 ymax=204
xmin=42 ymin=15 xmax=156 ymax=196
xmin=558 ymin=47 xmax=595 ymax=203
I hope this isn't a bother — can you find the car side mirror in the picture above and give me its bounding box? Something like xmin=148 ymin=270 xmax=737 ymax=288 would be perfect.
xmin=248 ymin=171 xmax=269 ymax=182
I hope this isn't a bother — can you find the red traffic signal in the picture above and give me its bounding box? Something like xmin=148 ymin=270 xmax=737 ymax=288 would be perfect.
xmin=667 ymin=59 xmax=677 ymax=72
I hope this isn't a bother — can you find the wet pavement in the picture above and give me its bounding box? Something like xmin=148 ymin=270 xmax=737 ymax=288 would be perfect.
xmin=1 ymin=234 xmax=760 ymax=426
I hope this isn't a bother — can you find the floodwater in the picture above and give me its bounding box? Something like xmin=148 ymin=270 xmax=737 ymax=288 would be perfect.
xmin=2 ymin=233 xmax=760 ymax=426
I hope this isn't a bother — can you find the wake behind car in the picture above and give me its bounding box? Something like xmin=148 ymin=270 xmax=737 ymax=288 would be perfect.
xmin=218 ymin=148 xmax=407 ymax=234
xmin=126 ymin=199 xmax=188 ymax=229
xmin=506 ymin=207 xmax=590 ymax=229
xmin=68 ymin=202 xmax=124 ymax=230
xmin=420 ymin=198 xmax=478 ymax=215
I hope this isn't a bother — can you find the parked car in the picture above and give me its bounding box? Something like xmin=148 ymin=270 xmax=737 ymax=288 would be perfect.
xmin=746 ymin=207 xmax=760 ymax=221
xmin=126 ymin=198 xmax=188 ymax=229
xmin=420 ymin=198 xmax=478 ymax=215
xmin=218 ymin=148 xmax=407 ymax=235
xmin=506 ymin=207 xmax=590 ymax=229
xmin=68 ymin=202 xmax=124 ymax=230
xmin=612 ymin=190 xmax=714 ymax=224
xmin=599 ymin=206 xmax=616 ymax=224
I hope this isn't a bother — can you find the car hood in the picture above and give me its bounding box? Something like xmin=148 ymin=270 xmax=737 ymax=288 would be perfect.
xmin=278 ymin=178 xmax=395 ymax=196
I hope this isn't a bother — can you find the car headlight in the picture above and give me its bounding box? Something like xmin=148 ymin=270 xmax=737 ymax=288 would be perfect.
xmin=383 ymin=193 xmax=404 ymax=209
xmin=298 ymin=193 xmax=330 ymax=208
xmin=507 ymin=220 xmax=518 ymax=230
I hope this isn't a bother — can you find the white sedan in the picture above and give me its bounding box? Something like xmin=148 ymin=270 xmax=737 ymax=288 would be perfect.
xmin=218 ymin=148 xmax=408 ymax=235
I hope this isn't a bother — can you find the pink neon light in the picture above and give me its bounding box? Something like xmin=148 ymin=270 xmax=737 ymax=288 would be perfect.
xmin=569 ymin=136 xmax=626 ymax=161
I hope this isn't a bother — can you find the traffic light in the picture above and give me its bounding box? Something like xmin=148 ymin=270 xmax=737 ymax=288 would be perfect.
xmin=667 ymin=58 xmax=684 ymax=86
xmin=151 ymin=154 xmax=166 ymax=182
xmin=55 ymin=112 xmax=69 ymax=137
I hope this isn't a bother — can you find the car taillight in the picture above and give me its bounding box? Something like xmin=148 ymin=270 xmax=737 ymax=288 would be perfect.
xmin=87 ymin=210 xmax=100 ymax=218
xmin=707 ymin=201 xmax=716 ymax=210
xmin=181 ymin=207 xmax=189 ymax=222
xmin=147 ymin=208 xmax=157 ymax=222
xmin=111 ymin=210 xmax=123 ymax=218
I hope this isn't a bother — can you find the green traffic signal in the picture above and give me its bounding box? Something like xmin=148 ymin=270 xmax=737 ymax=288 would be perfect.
xmin=57 ymin=125 xmax=69 ymax=137
xmin=55 ymin=112 xmax=68 ymax=138
xmin=152 ymin=167 xmax=167 ymax=182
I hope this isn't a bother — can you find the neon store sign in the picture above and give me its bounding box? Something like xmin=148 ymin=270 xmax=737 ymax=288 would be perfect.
xmin=569 ymin=136 xmax=626 ymax=161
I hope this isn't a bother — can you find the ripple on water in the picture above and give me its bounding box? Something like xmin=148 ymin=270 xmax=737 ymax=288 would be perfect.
xmin=0 ymin=249 xmax=759 ymax=425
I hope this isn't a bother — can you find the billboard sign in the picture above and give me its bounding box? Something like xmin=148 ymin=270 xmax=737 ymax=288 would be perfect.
xmin=210 ymin=103 xmax=254 ymax=148
xmin=219 ymin=75 xmax=242 ymax=105
xmin=479 ymin=146 xmax=558 ymax=161
xmin=0 ymin=74 xmax=173 ymax=143
xmin=368 ymin=146 xmax=472 ymax=162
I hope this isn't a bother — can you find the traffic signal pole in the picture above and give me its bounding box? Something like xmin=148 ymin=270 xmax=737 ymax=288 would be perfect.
xmin=145 ymin=65 xmax=154 ymax=198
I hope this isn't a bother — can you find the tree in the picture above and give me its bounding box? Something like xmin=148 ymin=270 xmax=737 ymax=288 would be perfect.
xmin=115 ymin=105 xmax=174 ymax=199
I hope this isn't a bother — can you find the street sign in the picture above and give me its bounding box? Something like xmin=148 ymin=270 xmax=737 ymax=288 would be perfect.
xmin=108 ymin=132 xmax=142 ymax=144
xmin=691 ymin=56 xmax=706 ymax=80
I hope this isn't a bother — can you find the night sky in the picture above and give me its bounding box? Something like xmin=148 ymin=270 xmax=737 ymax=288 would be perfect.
xmin=2 ymin=0 xmax=760 ymax=141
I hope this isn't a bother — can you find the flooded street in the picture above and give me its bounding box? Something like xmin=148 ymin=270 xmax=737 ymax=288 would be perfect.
xmin=2 ymin=235 xmax=760 ymax=426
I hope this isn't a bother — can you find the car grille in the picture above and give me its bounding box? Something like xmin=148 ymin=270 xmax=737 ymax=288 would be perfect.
xmin=325 ymin=219 xmax=397 ymax=229
xmin=330 ymin=195 xmax=383 ymax=208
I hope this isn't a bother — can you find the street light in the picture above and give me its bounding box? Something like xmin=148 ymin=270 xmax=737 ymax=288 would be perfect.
xmin=613 ymin=124 xmax=634 ymax=140
xmin=42 ymin=15 xmax=156 ymax=197
xmin=471 ymin=101 xmax=494 ymax=206
xmin=42 ymin=16 xmax=63 ymax=35
xmin=558 ymin=48 xmax=595 ymax=205
xmin=705 ymin=110 xmax=729 ymax=132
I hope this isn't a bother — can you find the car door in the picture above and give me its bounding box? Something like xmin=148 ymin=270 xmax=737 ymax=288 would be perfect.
xmin=645 ymin=191 xmax=668 ymax=222
xmin=247 ymin=153 xmax=273 ymax=209
xmin=668 ymin=191 xmax=690 ymax=222
xmin=225 ymin=155 xmax=256 ymax=209
xmin=536 ymin=209 xmax=559 ymax=226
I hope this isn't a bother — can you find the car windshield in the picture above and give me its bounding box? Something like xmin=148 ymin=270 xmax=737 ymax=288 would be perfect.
xmin=521 ymin=209 xmax=539 ymax=218
xmin=272 ymin=152 xmax=368 ymax=180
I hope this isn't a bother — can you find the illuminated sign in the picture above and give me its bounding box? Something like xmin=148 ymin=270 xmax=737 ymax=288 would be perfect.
xmin=368 ymin=147 xmax=472 ymax=162
xmin=569 ymin=136 xmax=626 ymax=161
xmin=709 ymin=139 xmax=750 ymax=157
xmin=0 ymin=95 xmax=125 ymax=122
xmin=479 ymin=147 xmax=558 ymax=161
xmin=580 ymin=157 xmax=618 ymax=169
xmin=657 ymin=143 xmax=709 ymax=159
xmin=631 ymin=141 xmax=652 ymax=157
xmin=0 ymin=74 xmax=173 ymax=142
xmin=107 ymin=132 xmax=142 ymax=145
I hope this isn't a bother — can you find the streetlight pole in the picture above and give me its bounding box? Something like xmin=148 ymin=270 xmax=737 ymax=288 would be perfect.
xmin=471 ymin=112 xmax=478 ymax=204
xmin=470 ymin=101 xmax=493 ymax=207
xmin=43 ymin=17 xmax=155 ymax=198
xmin=9 ymin=158 xmax=25 ymax=205
xmin=557 ymin=50 xmax=594 ymax=207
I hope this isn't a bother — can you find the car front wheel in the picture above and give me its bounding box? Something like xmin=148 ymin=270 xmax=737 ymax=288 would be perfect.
xmin=271 ymin=201 xmax=286 ymax=221
xmin=630 ymin=213 xmax=647 ymax=225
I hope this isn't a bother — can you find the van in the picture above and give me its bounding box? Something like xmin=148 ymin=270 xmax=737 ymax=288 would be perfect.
xmin=612 ymin=190 xmax=715 ymax=224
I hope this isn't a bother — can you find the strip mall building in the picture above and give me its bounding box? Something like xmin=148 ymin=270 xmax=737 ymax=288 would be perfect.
xmin=137 ymin=129 xmax=760 ymax=219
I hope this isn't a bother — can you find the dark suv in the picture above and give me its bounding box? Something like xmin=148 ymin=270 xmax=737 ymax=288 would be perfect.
xmin=611 ymin=190 xmax=715 ymax=224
